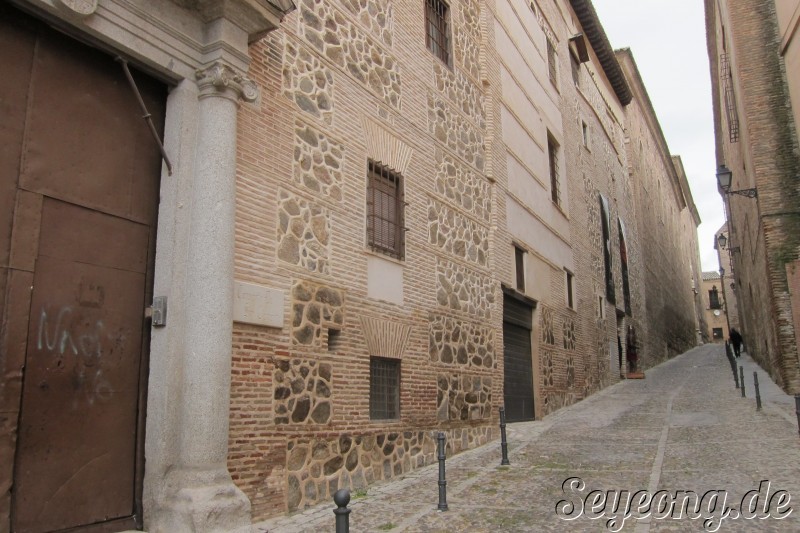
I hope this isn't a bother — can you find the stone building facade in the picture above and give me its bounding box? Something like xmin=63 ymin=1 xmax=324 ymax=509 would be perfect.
xmin=227 ymin=0 xmax=704 ymax=521
xmin=705 ymin=0 xmax=800 ymax=393
xmin=229 ymin=0 xmax=502 ymax=520
xmin=617 ymin=50 xmax=705 ymax=363
xmin=0 ymin=0 xmax=302 ymax=531
xmin=701 ymin=271 xmax=730 ymax=342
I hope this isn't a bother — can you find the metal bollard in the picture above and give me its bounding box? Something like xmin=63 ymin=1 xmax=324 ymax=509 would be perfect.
xmin=333 ymin=489 xmax=351 ymax=533
xmin=795 ymin=396 xmax=800 ymax=437
xmin=499 ymin=406 xmax=510 ymax=466
xmin=729 ymin=353 xmax=739 ymax=389
xmin=740 ymin=366 xmax=746 ymax=398
xmin=437 ymin=432 xmax=449 ymax=511
xmin=753 ymin=372 xmax=762 ymax=411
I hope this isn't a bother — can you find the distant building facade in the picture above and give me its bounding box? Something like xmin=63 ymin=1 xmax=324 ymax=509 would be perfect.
xmin=701 ymin=272 xmax=729 ymax=342
xmin=705 ymin=0 xmax=800 ymax=392
xmin=617 ymin=51 xmax=705 ymax=362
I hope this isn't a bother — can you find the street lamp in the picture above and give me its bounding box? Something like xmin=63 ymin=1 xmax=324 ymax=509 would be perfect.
xmin=717 ymin=233 xmax=740 ymax=254
xmin=716 ymin=165 xmax=757 ymax=198
xmin=266 ymin=0 xmax=297 ymax=14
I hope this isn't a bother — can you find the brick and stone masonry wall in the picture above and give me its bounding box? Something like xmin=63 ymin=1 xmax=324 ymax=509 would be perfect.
xmin=709 ymin=0 xmax=800 ymax=392
xmin=230 ymin=0 xmax=502 ymax=520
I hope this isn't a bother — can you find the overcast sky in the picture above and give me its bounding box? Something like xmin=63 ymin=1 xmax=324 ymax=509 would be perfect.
xmin=591 ymin=0 xmax=724 ymax=273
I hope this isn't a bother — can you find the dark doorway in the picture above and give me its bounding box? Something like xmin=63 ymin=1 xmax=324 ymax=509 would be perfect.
xmin=1 ymin=7 xmax=165 ymax=531
xmin=502 ymin=290 xmax=536 ymax=422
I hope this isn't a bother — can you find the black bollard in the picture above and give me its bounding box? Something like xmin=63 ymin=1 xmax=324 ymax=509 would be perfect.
xmin=437 ymin=432 xmax=449 ymax=511
xmin=740 ymin=366 xmax=746 ymax=398
xmin=333 ymin=489 xmax=351 ymax=533
xmin=499 ymin=406 xmax=510 ymax=466
xmin=730 ymin=355 xmax=740 ymax=389
xmin=725 ymin=343 xmax=739 ymax=388
xmin=753 ymin=372 xmax=762 ymax=411
xmin=795 ymin=396 xmax=800 ymax=437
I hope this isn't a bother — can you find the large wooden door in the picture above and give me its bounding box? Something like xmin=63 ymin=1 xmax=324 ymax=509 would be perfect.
xmin=1 ymin=6 xmax=165 ymax=531
xmin=503 ymin=294 xmax=535 ymax=422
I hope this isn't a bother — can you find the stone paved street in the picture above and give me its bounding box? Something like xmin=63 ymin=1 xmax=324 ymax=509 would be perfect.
xmin=240 ymin=344 xmax=800 ymax=532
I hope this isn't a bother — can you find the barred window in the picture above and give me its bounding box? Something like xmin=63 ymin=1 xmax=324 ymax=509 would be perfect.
xmin=547 ymin=38 xmax=558 ymax=86
xmin=548 ymin=133 xmax=560 ymax=206
xmin=570 ymin=51 xmax=580 ymax=87
xmin=425 ymin=0 xmax=451 ymax=66
xmin=566 ymin=270 xmax=574 ymax=309
xmin=367 ymin=160 xmax=405 ymax=260
xmin=709 ymin=286 xmax=721 ymax=309
xmin=515 ymin=245 xmax=526 ymax=292
xmin=370 ymin=357 xmax=400 ymax=420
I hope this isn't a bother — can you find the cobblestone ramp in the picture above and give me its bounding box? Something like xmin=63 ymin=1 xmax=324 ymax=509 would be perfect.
xmin=241 ymin=344 xmax=800 ymax=532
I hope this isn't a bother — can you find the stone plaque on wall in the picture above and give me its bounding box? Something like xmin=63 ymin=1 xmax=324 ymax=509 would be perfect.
xmin=233 ymin=281 xmax=285 ymax=328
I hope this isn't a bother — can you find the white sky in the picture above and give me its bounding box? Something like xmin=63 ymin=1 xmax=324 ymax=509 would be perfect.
xmin=591 ymin=0 xmax=724 ymax=272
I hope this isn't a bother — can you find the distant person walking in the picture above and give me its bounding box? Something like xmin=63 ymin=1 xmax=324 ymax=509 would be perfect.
xmin=729 ymin=328 xmax=743 ymax=358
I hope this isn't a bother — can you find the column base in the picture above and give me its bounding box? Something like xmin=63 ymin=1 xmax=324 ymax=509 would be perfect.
xmin=150 ymin=468 xmax=251 ymax=533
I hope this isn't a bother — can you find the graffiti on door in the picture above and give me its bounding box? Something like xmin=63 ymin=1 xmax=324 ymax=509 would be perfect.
xmin=36 ymin=302 xmax=127 ymax=407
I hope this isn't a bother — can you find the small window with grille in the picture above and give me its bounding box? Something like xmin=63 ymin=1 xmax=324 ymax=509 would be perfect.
xmin=515 ymin=245 xmax=526 ymax=292
xmin=425 ymin=0 xmax=451 ymax=66
xmin=547 ymin=38 xmax=558 ymax=87
xmin=570 ymin=51 xmax=580 ymax=87
xmin=370 ymin=357 xmax=400 ymax=420
xmin=367 ymin=160 xmax=405 ymax=260
xmin=548 ymin=132 xmax=560 ymax=206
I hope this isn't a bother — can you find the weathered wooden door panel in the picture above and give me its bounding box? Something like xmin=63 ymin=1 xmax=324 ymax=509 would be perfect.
xmin=0 ymin=9 xmax=36 ymax=287
xmin=17 ymin=18 xmax=163 ymax=225
xmin=13 ymin=200 xmax=148 ymax=532
xmin=2 ymin=6 xmax=165 ymax=532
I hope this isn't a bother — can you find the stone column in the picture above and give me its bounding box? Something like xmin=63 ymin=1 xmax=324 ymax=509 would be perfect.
xmin=157 ymin=61 xmax=257 ymax=532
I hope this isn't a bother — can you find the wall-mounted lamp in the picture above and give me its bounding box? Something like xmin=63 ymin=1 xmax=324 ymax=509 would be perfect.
xmin=719 ymin=266 xmax=725 ymax=277
xmin=266 ymin=0 xmax=297 ymax=15
xmin=717 ymin=233 xmax=741 ymax=254
xmin=716 ymin=165 xmax=757 ymax=198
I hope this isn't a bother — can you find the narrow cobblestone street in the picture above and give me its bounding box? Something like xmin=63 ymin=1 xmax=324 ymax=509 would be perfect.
xmin=243 ymin=344 xmax=800 ymax=532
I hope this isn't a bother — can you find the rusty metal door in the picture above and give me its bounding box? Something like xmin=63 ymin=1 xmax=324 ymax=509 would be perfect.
xmin=1 ymin=6 xmax=165 ymax=532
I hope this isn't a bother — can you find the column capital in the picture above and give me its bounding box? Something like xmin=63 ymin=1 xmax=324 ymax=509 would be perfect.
xmin=196 ymin=61 xmax=258 ymax=103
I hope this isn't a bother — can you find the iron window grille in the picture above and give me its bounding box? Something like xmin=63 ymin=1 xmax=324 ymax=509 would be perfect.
xmin=709 ymin=287 xmax=721 ymax=309
xmin=566 ymin=271 xmax=574 ymax=309
xmin=570 ymin=51 xmax=580 ymax=87
xmin=720 ymin=53 xmax=739 ymax=143
xmin=548 ymin=134 xmax=560 ymax=206
xmin=367 ymin=160 xmax=405 ymax=260
xmin=547 ymin=38 xmax=558 ymax=86
xmin=515 ymin=246 xmax=526 ymax=292
xmin=425 ymin=0 xmax=451 ymax=66
xmin=599 ymin=195 xmax=615 ymax=304
xmin=370 ymin=357 xmax=400 ymax=420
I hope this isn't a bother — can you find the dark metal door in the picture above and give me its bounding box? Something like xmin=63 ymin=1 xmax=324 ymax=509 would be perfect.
xmin=503 ymin=294 xmax=535 ymax=422
xmin=1 ymin=6 xmax=165 ymax=531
